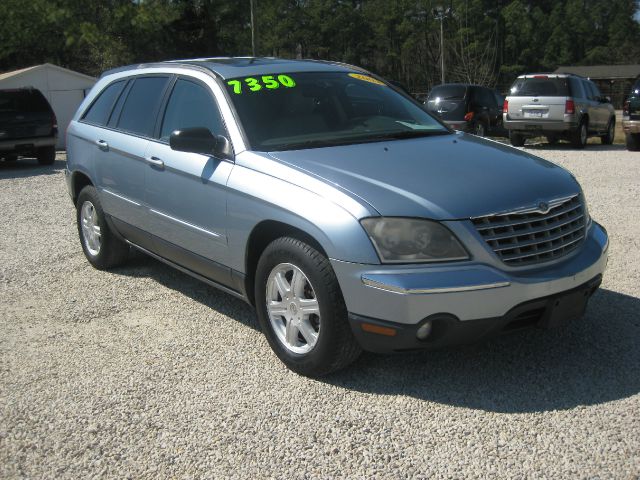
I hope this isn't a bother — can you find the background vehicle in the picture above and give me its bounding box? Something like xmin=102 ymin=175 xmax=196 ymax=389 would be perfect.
xmin=622 ymin=79 xmax=640 ymax=151
xmin=0 ymin=88 xmax=57 ymax=164
xmin=503 ymin=73 xmax=615 ymax=148
xmin=425 ymin=83 xmax=506 ymax=137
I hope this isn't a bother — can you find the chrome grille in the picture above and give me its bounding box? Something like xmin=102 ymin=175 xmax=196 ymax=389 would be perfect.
xmin=472 ymin=195 xmax=586 ymax=266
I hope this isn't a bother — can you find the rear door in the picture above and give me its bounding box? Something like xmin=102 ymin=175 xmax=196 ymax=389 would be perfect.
xmin=507 ymin=75 xmax=569 ymax=122
xmin=143 ymin=76 xmax=233 ymax=283
xmin=91 ymin=75 xmax=170 ymax=242
xmin=584 ymin=81 xmax=607 ymax=130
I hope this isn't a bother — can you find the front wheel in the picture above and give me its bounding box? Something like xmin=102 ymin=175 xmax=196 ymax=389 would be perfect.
xmin=254 ymin=237 xmax=361 ymax=377
xmin=76 ymin=186 xmax=129 ymax=270
xmin=627 ymin=132 xmax=640 ymax=151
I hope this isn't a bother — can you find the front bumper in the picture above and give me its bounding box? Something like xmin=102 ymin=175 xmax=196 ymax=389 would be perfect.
xmin=332 ymin=222 xmax=608 ymax=352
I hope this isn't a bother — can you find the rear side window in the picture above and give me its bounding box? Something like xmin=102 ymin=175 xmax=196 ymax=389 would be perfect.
xmin=568 ymin=77 xmax=585 ymax=99
xmin=159 ymin=79 xmax=225 ymax=141
xmin=584 ymin=81 xmax=599 ymax=101
xmin=510 ymin=77 xmax=569 ymax=97
xmin=428 ymin=85 xmax=467 ymax=101
xmin=116 ymin=76 xmax=169 ymax=136
xmin=474 ymin=87 xmax=496 ymax=108
xmin=83 ymin=81 xmax=126 ymax=126
xmin=0 ymin=89 xmax=51 ymax=113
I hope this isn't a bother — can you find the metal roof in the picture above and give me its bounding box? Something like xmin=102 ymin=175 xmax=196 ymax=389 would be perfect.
xmin=103 ymin=57 xmax=364 ymax=80
xmin=0 ymin=63 xmax=96 ymax=82
xmin=554 ymin=64 xmax=640 ymax=80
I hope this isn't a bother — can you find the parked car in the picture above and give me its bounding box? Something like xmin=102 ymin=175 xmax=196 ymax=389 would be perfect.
xmin=622 ymin=78 xmax=640 ymax=151
xmin=503 ymin=73 xmax=615 ymax=148
xmin=0 ymin=88 xmax=57 ymax=164
xmin=425 ymin=83 xmax=506 ymax=137
xmin=65 ymin=58 xmax=608 ymax=376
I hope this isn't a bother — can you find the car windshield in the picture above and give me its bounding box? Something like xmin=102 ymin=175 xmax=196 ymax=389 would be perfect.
xmin=224 ymin=71 xmax=449 ymax=151
xmin=510 ymin=77 xmax=570 ymax=97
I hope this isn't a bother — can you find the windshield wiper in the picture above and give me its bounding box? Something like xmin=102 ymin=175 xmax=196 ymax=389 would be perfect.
xmin=364 ymin=130 xmax=450 ymax=141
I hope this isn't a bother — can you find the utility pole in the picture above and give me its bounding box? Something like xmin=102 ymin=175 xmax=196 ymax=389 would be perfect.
xmin=433 ymin=6 xmax=451 ymax=85
xmin=250 ymin=0 xmax=257 ymax=56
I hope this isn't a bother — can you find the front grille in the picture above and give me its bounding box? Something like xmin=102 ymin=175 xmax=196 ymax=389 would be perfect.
xmin=472 ymin=195 xmax=586 ymax=266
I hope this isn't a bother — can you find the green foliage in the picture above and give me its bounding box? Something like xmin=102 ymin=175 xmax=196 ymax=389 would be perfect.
xmin=0 ymin=0 xmax=638 ymax=89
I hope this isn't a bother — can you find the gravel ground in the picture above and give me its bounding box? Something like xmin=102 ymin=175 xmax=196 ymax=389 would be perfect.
xmin=1 ymin=145 xmax=639 ymax=479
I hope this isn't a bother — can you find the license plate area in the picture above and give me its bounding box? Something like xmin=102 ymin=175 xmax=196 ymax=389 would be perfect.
xmin=523 ymin=109 xmax=548 ymax=119
xmin=540 ymin=287 xmax=591 ymax=329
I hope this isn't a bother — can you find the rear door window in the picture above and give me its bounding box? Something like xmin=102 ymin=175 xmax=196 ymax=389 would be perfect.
xmin=475 ymin=87 xmax=496 ymax=108
xmin=510 ymin=77 xmax=569 ymax=96
xmin=584 ymin=81 xmax=599 ymax=101
xmin=83 ymin=81 xmax=126 ymax=126
xmin=116 ymin=76 xmax=170 ymax=136
xmin=159 ymin=78 xmax=225 ymax=141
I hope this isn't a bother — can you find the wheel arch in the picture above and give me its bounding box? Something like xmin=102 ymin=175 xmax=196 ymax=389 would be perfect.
xmin=244 ymin=220 xmax=329 ymax=306
xmin=71 ymin=171 xmax=94 ymax=204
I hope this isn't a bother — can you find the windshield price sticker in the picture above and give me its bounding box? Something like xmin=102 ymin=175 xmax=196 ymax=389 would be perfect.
xmin=348 ymin=73 xmax=386 ymax=86
xmin=227 ymin=75 xmax=296 ymax=94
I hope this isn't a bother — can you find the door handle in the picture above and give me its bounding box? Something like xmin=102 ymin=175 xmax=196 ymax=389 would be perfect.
xmin=145 ymin=156 xmax=164 ymax=169
xmin=95 ymin=139 xmax=109 ymax=151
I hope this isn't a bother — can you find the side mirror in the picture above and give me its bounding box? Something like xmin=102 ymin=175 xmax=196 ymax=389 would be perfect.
xmin=169 ymin=127 xmax=233 ymax=160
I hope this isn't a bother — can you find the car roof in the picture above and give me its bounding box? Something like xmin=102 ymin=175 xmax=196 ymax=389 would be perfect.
xmin=102 ymin=57 xmax=367 ymax=80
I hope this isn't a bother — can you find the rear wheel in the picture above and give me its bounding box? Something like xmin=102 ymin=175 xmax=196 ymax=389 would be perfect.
xmin=509 ymin=132 xmax=525 ymax=147
xmin=601 ymin=118 xmax=615 ymax=145
xmin=76 ymin=186 xmax=129 ymax=270
xmin=36 ymin=146 xmax=56 ymax=165
xmin=570 ymin=119 xmax=588 ymax=149
xmin=473 ymin=120 xmax=487 ymax=137
xmin=254 ymin=237 xmax=361 ymax=377
xmin=626 ymin=133 xmax=640 ymax=151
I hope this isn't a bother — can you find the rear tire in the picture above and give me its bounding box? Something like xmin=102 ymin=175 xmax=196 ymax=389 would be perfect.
xmin=601 ymin=118 xmax=615 ymax=145
xmin=473 ymin=120 xmax=487 ymax=137
xmin=509 ymin=132 xmax=525 ymax=147
xmin=570 ymin=119 xmax=588 ymax=149
xmin=626 ymin=132 xmax=640 ymax=151
xmin=36 ymin=146 xmax=56 ymax=165
xmin=76 ymin=186 xmax=129 ymax=270
xmin=254 ymin=237 xmax=361 ymax=377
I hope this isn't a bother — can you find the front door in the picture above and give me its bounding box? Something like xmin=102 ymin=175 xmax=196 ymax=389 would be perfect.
xmin=143 ymin=77 xmax=233 ymax=284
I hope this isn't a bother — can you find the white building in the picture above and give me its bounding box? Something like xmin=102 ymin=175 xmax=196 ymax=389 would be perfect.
xmin=0 ymin=63 xmax=96 ymax=149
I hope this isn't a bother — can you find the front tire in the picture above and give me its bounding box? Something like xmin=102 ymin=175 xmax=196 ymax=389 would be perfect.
xmin=627 ymin=132 xmax=640 ymax=151
xmin=601 ymin=118 xmax=615 ymax=145
xmin=76 ymin=186 xmax=129 ymax=270
xmin=254 ymin=237 xmax=361 ymax=377
xmin=36 ymin=146 xmax=56 ymax=165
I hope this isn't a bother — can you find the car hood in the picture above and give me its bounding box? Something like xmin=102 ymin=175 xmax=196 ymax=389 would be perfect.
xmin=267 ymin=133 xmax=580 ymax=219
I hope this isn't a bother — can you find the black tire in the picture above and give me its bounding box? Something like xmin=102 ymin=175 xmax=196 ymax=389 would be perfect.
xmin=626 ymin=133 xmax=640 ymax=151
xmin=601 ymin=118 xmax=615 ymax=145
xmin=36 ymin=146 xmax=56 ymax=165
xmin=254 ymin=237 xmax=361 ymax=377
xmin=76 ymin=186 xmax=129 ymax=270
xmin=546 ymin=135 xmax=559 ymax=145
xmin=473 ymin=120 xmax=487 ymax=137
xmin=509 ymin=132 xmax=525 ymax=147
xmin=570 ymin=119 xmax=588 ymax=149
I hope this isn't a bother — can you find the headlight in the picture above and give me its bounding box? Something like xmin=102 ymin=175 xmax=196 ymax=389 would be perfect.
xmin=361 ymin=217 xmax=469 ymax=263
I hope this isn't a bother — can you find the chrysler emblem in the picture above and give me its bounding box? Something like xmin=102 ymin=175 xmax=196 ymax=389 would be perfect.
xmin=537 ymin=201 xmax=550 ymax=214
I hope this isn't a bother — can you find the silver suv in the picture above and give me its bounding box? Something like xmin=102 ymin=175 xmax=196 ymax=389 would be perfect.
xmin=504 ymin=73 xmax=616 ymax=148
xmin=65 ymin=58 xmax=608 ymax=376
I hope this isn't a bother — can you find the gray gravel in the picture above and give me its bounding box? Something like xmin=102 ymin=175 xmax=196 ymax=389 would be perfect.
xmin=1 ymin=145 xmax=639 ymax=479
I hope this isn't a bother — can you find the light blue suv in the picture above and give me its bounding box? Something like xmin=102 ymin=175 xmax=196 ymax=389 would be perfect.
xmin=65 ymin=58 xmax=608 ymax=376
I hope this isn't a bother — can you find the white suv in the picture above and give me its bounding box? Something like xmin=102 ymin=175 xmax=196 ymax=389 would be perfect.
xmin=503 ymin=73 xmax=616 ymax=148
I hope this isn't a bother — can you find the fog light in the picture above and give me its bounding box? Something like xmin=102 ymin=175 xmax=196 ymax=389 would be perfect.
xmin=416 ymin=321 xmax=433 ymax=340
